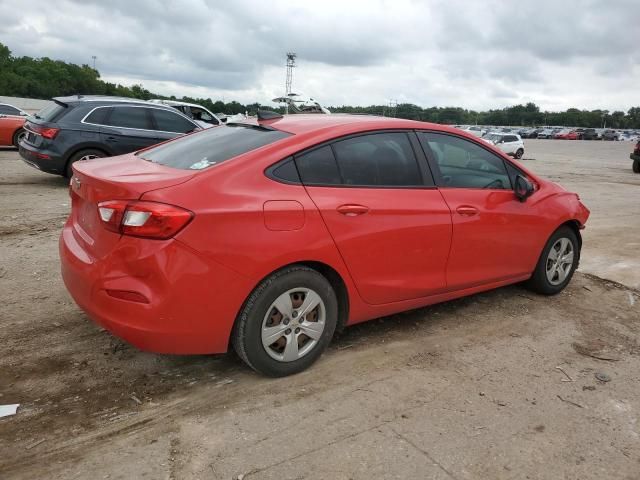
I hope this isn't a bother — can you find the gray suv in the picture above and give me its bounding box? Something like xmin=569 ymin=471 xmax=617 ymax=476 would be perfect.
xmin=19 ymin=95 xmax=200 ymax=177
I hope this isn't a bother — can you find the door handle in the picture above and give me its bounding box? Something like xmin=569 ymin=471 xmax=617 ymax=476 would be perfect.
xmin=337 ymin=204 xmax=369 ymax=216
xmin=456 ymin=205 xmax=479 ymax=216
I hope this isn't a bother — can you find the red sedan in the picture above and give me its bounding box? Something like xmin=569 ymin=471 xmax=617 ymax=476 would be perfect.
xmin=555 ymin=130 xmax=581 ymax=140
xmin=60 ymin=114 xmax=590 ymax=376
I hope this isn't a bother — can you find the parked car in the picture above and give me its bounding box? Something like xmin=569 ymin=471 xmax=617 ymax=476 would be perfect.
xmin=631 ymin=141 xmax=640 ymax=173
xmin=0 ymin=103 xmax=29 ymax=147
xmin=19 ymin=95 xmax=201 ymax=177
xmin=602 ymin=129 xmax=619 ymax=141
xmin=148 ymin=99 xmax=221 ymax=128
xmin=582 ymin=128 xmax=600 ymax=140
xmin=526 ymin=128 xmax=543 ymax=139
xmin=481 ymin=132 xmax=525 ymax=158
xmin=461 ymin=125 xmax=486 ymax=137
xmin=536 ymin=128 xmax=555 ymax=139
xmin=60 ymin=114 xmax=589 ymax=376
xmin=555 ymin=130 xmax=581 ymax=140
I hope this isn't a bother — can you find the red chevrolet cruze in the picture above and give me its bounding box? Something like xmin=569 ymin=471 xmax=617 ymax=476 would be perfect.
xmin=60 ymin=114 xmax=590 ymax=376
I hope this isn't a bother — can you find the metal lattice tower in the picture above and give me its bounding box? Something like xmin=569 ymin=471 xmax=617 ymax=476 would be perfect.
xmin=285 ymin=52 xmax=296 ymax=95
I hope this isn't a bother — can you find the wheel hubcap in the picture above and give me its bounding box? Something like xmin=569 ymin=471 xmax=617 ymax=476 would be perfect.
xmin=546 ymin=237 xmax=574 ymax=285
xmin=261 ymin=288 xmax=326 ymax=362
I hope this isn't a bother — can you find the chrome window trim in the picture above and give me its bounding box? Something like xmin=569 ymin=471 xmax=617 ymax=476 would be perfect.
xmin=80 ymin=104 xmax=199 ymax=134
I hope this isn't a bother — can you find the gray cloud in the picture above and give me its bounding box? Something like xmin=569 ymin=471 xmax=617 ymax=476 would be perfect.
xmin=0 ymin=0 xmax=638 ymax=110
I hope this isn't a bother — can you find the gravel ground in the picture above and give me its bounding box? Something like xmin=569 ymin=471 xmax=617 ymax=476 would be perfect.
xmin=0 ymin=139 xmax=639 ymax=480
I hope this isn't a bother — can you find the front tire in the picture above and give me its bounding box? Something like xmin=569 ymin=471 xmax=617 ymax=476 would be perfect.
xmin=232 ymin=265 xmax=338 ymax=377
xmin=515 ymin=148 xmax=524 ymax=159
xmin=65 ymin=149 xmax=106 ymax=178
xmin=526 ymin=226 xmax=580 ymax=295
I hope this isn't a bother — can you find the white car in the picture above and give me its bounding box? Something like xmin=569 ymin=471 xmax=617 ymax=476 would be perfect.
xmin=148 ymin=99 xmax=221 ymax=128
xmin=461 ymin=125 xmax=486 ymax=137
xmin=481 ymin=132 xmax=525 ymax=159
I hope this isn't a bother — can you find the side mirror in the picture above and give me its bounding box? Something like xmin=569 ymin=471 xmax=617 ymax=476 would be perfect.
xmin=514 ymin=175 xmax=534 ymax=202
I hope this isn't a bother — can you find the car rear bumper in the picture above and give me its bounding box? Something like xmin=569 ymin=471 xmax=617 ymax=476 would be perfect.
xmin=19 ymin=142 xmax=65 ymax=175
xmin=59 ymin=222 xmax=252 ymax=354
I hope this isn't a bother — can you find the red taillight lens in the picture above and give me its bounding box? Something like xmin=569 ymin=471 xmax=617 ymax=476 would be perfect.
xmin=97 ymin=201 xmax=193 ymax=239
xmin=26 ymin=122 xmax=60 ymax=139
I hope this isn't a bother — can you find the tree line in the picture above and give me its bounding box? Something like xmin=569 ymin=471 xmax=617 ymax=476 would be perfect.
xmin=1 ymin=42 xmax=639 ymax=129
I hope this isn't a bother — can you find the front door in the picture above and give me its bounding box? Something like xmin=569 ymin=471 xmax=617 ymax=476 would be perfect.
xmin=296 ymin=132 xmax=452 ymax=305
xmin=417 ymin=131 xmax=540 ymax=290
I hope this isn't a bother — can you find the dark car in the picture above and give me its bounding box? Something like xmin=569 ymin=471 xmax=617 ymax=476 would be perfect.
xmin=582 ymin=128 xmax=600 ymax=140
xmin=631 ymin=141 xmax=640 ymax=173
xmin=19 ymin=96 xmax=200 ymax=177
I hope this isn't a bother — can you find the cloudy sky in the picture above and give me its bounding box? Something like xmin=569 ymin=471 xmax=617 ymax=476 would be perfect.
xmin=1 ymin=0 xmax=638 ymax=111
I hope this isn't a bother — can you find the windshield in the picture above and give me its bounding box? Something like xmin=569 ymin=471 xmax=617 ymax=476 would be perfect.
xmin=138 ymin=124 xmax=291 ymax=170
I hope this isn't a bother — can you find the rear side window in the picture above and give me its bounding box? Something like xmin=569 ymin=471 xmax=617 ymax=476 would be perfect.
xmin=295 ymin=146 xmax=341 ymax=185
xmin=332 ymin=132 xmax=423 ymax=186
xmin=139 ymin=124 xmax=291 ymax=170
xmin=151 ymin=108 xmax=197 ymax=133
xmin=84 ymin=107 xmax=110 ymax=125
xmin=105 ymin=106 xmax=152 ymax=130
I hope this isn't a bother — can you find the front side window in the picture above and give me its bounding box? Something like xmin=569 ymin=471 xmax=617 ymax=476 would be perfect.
xmin=418 ymin=132 xmax=511 ymax=190
xmin=332 ymin=132 xmax=423 ymax=187
xmin=191 ymin=107 xmax=218 ymax=124
xmin=139 ymin=124 xmax=291 ymax=170
xmin=151 ymin=108 xmax=197 ymax=133
xmin=105 ymin=106 xmax=152 ymax=130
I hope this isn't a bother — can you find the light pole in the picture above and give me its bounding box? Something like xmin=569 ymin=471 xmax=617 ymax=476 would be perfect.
xmin=92 ymin=56 xmax=97 ymax=70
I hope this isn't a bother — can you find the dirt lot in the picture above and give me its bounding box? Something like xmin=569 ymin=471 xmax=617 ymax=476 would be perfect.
xmin=1 ymin=140 xmax=639 ymax=480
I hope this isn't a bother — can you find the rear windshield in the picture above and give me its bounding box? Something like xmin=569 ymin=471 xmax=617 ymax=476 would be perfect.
xmin=34 ymin=102 xmax=67 ymax=122
xmin=139 ymin=124 xmax=291 ymax=170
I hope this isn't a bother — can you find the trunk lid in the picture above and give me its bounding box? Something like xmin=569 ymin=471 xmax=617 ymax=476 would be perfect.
xmin=69 ymin=154 xmax=196 ymax=258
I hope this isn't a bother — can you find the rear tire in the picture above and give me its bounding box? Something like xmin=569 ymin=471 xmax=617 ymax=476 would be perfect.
xmin=232 ymin=265 xmax=338 ymax=377
xmin=633 ymin=159 xmax=640 ymax=173
xmin=65 ymin=149 xmax=106 ymax=178
xmin=12 ymin=128 xmax=26 ymax=148
xmin=515 ymin=148 xmax=524 ymax=159
xmin=526 ymin=226 xmax=580 ymax=295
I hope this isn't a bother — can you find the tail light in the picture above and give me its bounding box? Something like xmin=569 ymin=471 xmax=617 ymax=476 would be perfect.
xmin=97 ymin=200 xmax=193 ymax=239
xmin=26 ymin=122 xmax=60 ymax=139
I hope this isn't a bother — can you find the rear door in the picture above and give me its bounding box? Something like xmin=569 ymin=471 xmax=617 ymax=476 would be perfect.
xmin=296 ymin=131 xmax=452 ymax=305
xmin=98 ymin=106 xmax=158 ymax=155
xmin=417 ymin=131 xmax=540 ymax=290
xmin=149 ymin=108 xmax=199 ymax=142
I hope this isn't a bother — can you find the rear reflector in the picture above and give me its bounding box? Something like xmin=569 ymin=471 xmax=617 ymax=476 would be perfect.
xmin=105 ymin=289 xmax=150 ymax=304
xmin=97 ymin=200 xmax=193 ymax=239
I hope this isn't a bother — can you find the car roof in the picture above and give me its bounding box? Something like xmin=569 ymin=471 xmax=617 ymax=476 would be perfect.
xmin=53 ymin=95 xmax=152 ymax=105
xmin=252 ymin=114 xmax=455 ymax=136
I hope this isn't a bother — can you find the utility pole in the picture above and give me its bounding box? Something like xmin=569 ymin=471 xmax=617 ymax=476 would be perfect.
xmin=91 ymin=56 xmax=97 ymax=70
xmin=285 ymin=52 xmax=296 ymax=114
